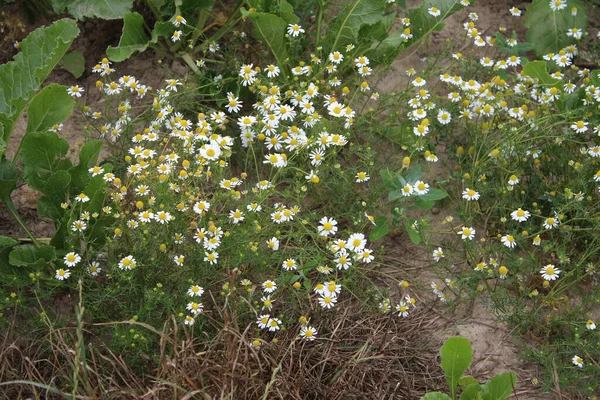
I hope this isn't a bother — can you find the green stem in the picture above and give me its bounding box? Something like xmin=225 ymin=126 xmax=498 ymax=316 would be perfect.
xmin=316 ymin=0 xmax=324 ymax=46
xmin=5 ymin=198 xmax=39 ymax=246
xmin=181 ymin=53 xmax=200 ymax=74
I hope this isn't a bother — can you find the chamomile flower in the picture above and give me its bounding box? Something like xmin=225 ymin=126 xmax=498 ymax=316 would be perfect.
xmin=287 ymin=24 xmax=305 ymax=37
xmin=541 ymin=264 xmax=560 ymax=281
xmin=266 ymin=237 xmax=279 ymax=251
xmin=186 ymin=302 xmax=203 ymax=315
xmin=67 ymin=85 xmax=84 ymax=97
xmin=262 ymin=280 xmax=277 ymax=293
xmin=265 ymin=64 xmax=280 ymax=78
xmin=75 ymin=193 xmax=90 ymax=203
xmin=432 ymin=247 xmax=444 ymax=262
xmin=329 ymin=51 xmax=344 ymax=64
xmin=173 ymin=255 xmax=185 ymax=266
xmin=187 ymin=285 xmax=204 ymax=297
xmin=509 ymin=7 xmax=521 ymax=16
xmin=586 ymin=320 xmax=596 ymax=330
xmin=173 ymin=15 xmax=186 ymax=26
xmin=118 ymin=255 xmax=137 ymax=270
xmin=204 ymin=251 xmax=219 ymax=265
xmin=511 ymin=208 xmax=530 ymax=222
xmin=571 ymin=120 xmax=588 ymax=133
xmin=171 ymin=30 xmax=182 ymax=42
xmin=193 ymin=201 xmax=210 ymax=215
xmin=300 ymin=325 xmax=318 ymax=341
xmin=334 ymin=250 xmax=352 ymax=270
xmin=318 ymin=293 xmax=338 ymax=309
xmin=88 ymin=261 xmax=102 ymax=276
xmin=543 ymin=216 xmax=559 ymax=230
xmin=428 ymin=6 xmax=441 ymax=17
xmin=462 ymin=188 xmax=480 ymax=201
xmin=282 ymin=259 xmax=298 ymax=271
xmin=229 ymin=209 xmax=245 ymax=224
xmin=356 ymin=171 xmax=370 ymax=182
xmin=356 ymin=248 xmax=375 ymax=263
xmin=508 ymin=175 xmax=520 ymax=185
xmin=498 ymin=266 xmax=509 ymax=279
xmin=348 ymin=233 xmax=367 ymax=251
xmin=501 ymin=234 xmax=517 ymax=248
xmin=154 ymin=211 xmax=173 ymax=224
xmin=437 ymin=109 xmax=452 ymax=124
xmin=318 ymin=217 xmax=338 ymax=237
xmin=64 ymin=252 xmax=81 ymax=267
xmin=572 ymin=355 xmax=584 ymax=368
xmin=549 ymin=0 xmax=567 ymax=11
xmin=458 ymin=226 xmax=475 ymax=240
xmin=413 ymin=181 xmax=430 ymax=195
xmin=396 ymin=301 xmax=410 ymax=318
xmin=55 ymin=269 xmax=71 ymax=280
xmin=71 ymin=219 xmax=87 ymax=232
xmin=267 ymin=317 xmax=282 ymax=332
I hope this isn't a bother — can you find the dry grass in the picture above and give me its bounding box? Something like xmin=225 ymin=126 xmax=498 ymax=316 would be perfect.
xmin=0 ymin=302 xmax=444 ymax=400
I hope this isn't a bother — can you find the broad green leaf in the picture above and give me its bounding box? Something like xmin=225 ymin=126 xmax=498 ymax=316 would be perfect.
xmin=69 ymin=142 xmax=105 ymax=197
xmin=407 ymin=0 xmax=464 ymax=39
xmin=369 ymin=216 xmax=389 ymax=241
xmin=481 ymin=371 xmax=516 ymax=400
xmin=106 ymin=12 xmax=151 ymax=62
xmin=243 ymin=10 xmax=288 ymax=79
xmin=388 ymin=190 xmax=403 ymax=201
xmin=9 ymin=244 xmax=56 ymax=267
xmin=414 ymin=197 xmax=435 ymax=211
xmin=459 ymin=376 xmax=479 ymax=388
xmin=26 ymin=84 xmax=75 ymax=136
xmin=441 ymin=336 xmax=473 ymax=399
xmin=278 ymin=0 xmax=298 ymax=24
xmin=38 ymin=170 xmax=71 ymax=222
xmin=522 ymin=61 xmax=561 ymax=87
xmin=367 ymin=30 xmax=406 ymax=65
xmin=20 ymin=131 xmax=71 ymax=191
xmin=0 ymin=236 xmax=18 ymax=251
xmin=523 ymin=0 xmax=587 ymax=57
xmin=494 ymin=33 xmax=533 ymax=55
xmin=87 ymin=215 xmax=113 ymax=247
xmin=359 ymin=12 xmax=396 ymax=42
xmin=460 ymin=383 xmax=483 ymax=400
xmin=180 ymin=0 xmax=214 ymax=28
xmin=380 ymin=169 xmax=402 ymax=191
xmin=60 ymin=50 xmax=85 ymax=78
xmin=404 ymin=218 xmax=421 ymax=244
xmin=55 ymin=0 xmax=134 ymax=20
xmin=419 ymin=188 xmax=448 ymax=202
xmin=420 ymin=393 xmax=452 ymax=400
xmin=151 ymin=21 xmax=175 ymax=43
xmin=0 ymin=19 xmax=78 ymax=157
xmin=0 ymin=236 xmax=19 ymax=269
xmin=325 ymin=0 xmax=387 ymax=50
xmin=0 ymin=158 xmax=19 ymax=205
xmin=405 ymin=164 xmax=422 ymax=183
xmin=84 ymin=174 xmax=108 ymax=213
xmin=78 ymin=140 xmax=103 ymax=169
xmin=370 ymin=0 xmax=464 ymax=63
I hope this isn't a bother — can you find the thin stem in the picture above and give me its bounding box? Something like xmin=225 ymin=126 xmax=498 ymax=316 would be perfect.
xmin=5 ymin=199 xmax=39 ymax=246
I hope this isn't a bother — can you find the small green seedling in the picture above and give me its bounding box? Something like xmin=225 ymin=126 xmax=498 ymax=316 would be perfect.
xmin=421 ymin=336 xmax=516 ymax=400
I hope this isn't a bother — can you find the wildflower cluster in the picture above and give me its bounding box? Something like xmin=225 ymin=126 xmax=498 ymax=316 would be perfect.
xmin=67 ymin=35 xmax=408 ymax=345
